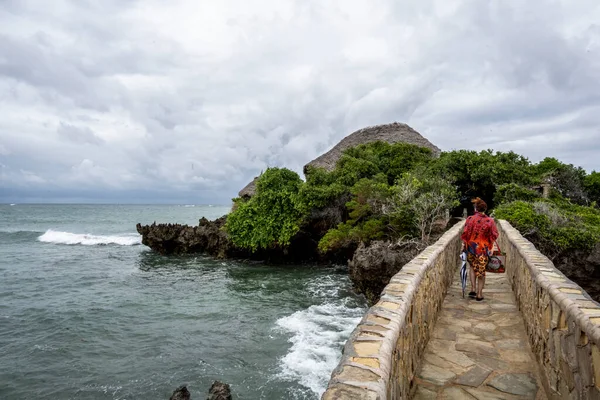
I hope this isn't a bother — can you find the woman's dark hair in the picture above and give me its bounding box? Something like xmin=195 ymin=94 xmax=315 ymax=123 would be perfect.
xmin=471 ymin=197 xmax=488 ymax=212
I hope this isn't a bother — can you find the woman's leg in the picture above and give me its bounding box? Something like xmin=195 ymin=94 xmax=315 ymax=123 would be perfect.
xmin=477 ymin=274 xmax=485 ymax=299
xmin=469 ymin=266 xmax=477 ymax=293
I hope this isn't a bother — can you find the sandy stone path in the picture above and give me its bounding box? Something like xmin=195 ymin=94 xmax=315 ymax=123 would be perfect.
xmin=413 ymin=271 xmax=547 ymax=399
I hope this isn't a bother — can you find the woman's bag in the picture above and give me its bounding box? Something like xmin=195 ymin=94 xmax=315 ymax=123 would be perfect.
xmin=486 ymin=241 xmax=506 ymax=273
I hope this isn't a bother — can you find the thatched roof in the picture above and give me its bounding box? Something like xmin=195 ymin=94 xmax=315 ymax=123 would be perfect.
xmin=303 ymin=122 xmax=440 ymax=174
xmin=238 ymin=177 xmax=258 ymax=198
xmin=237 ymin=123 xmax=440 ymax=198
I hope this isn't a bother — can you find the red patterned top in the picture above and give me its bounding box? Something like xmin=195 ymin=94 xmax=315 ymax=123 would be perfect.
xmin=461 ymin=212 xmax=499 ymax=256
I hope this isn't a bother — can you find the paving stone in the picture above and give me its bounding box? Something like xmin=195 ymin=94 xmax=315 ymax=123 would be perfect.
xmin=424 ymin=353 xmax=468 ymax=374
xmin=474 ymin=322 xmax=496 ymax=331
xmin=438 ymin=349 xmax=477 ymax=368
xmin=418 ymin=363 xmax=457 ymax=386
xmin=456 ymin=333 xmax=481 ymax=341
xmin=455 ymin=365 xmax=493 ymax=387
xmin=455 ymin=340 xmax=499 ymax=357
xmin=465 ymin=353 xmax=510 ymax=371
xmin=490 ymin=304 xmax=518 ymax=311
xmin=441 ymin=386 xmax=476 ymax=399
xmin=464 ymin=387 xmax=510 ymax=400
xmin=487 ymin=373 xmax=538 ymax=397
xmin=432 ymin=327 xmax=458 ymax=341
xmin=495 ymin=339 xmax=526 ymax=350
xmin=413 ymin=386 xmax=437 ymax=400
xmin=498 ymin=349 xmax=533 ymax=363
xmin=415 ymin=271 xmax=544 ymax=398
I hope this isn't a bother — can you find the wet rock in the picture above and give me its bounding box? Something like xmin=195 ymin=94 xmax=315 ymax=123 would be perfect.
xmin=207 ymin=380 xmax=232 ymax=400
xmin=136 ymin=216 xmax=242 ymax=257
xmin=348 ymin=240 xmax=420 ymax=305
xmin=169 ymin=385 xmax=191 ymax=400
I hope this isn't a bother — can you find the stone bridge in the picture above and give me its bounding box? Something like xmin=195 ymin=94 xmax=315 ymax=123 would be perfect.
xmin=322 ymin=220 xmax=600 ymax=400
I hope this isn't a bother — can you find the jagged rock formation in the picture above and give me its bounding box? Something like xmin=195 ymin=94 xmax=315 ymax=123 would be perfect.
xmin=136 ymin=214 xmax=354 ymax=264
xmin=349 ymin=241 xmax=420 ymax=305
xmin=303 ymin=122 xmax=440 ymax=174
xmin=136 ymin=216 xmax=241 ymax=258
xmin=169 ymin=385 xmax=191 ymax=400
xmin=206 ymin=381 xmax=232 ymax=400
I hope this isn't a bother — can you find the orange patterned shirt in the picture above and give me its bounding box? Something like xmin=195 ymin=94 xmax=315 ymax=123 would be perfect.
xmin=461 ymin=212 xmax=499 ymax=256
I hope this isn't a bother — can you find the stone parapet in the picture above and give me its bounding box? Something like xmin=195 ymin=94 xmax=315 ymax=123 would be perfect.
xmin=322 ymin=221 xmax=465 ymax=400
xmin=498 ymin=220 xmax=600 ymax=399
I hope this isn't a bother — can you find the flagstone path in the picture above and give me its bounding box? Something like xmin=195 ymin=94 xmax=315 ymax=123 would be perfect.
xmin=413 ymin=272 xmax=547 ymax=399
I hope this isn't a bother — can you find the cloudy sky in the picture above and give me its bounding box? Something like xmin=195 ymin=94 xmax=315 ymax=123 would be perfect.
xmin=1 ymin=0 xmax=599 ymax=203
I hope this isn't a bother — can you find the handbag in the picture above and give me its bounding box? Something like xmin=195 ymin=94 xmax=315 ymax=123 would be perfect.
xmin=486 ymin=241 xmax=506 ymax=273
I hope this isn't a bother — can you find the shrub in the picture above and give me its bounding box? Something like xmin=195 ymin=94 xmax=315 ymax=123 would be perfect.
xmin=494 ymin=183 xmax=540 ymax=205
xmin=225 ymin=168 xmax=304 ymax=251
xmin=494 ymin=199 xmax=600 ymax=256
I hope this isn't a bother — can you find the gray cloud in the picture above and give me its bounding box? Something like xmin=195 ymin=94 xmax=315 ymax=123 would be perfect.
xmin=1 ymin=0 xmax=599 ymax=204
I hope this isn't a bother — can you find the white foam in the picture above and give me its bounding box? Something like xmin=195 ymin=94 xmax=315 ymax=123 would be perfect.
xmin=37 ymin=229 xmax=142 ymax=246
xmin=275 ymin=299 xmax=365 ymax=397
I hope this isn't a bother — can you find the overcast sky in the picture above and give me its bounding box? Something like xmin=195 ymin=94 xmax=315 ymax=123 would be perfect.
xmin=1 ymin=0 xmax=599 ymax=204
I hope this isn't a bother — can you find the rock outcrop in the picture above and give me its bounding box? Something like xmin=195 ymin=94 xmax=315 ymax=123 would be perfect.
xmin=349 ymin=240 xmax=421 ymax=305
xmin=206 ymin=381 xmax=232 ymax=400
xmin=136 ymin=216 xmax=241 ymax=258
xmin=303 ymin=122 xmax=440 ymax=174
xmin=169 ymin=385 xmax=191 ymax=400
xmin=136 ymin=214 xmax=353 ymax=263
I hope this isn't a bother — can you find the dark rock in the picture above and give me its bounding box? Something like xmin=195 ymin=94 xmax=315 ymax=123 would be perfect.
xmin=207 ymin=381 xmax=232 ymax=400
xmin=136 ymin=216 xmax=245 ymax=258
xmin=348 ymin=240 xmax=420 ymax=305
xmin=169 ymin=385 xmax=191 ymax=400
xmin=136 ymin=191 xmax=357 ymax=264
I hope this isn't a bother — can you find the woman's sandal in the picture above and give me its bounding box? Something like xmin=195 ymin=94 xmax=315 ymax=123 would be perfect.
xmin=468 ymin=291 xmax=476 ymax=298
xmin=476 ymin=296 xmax=484 ymax=301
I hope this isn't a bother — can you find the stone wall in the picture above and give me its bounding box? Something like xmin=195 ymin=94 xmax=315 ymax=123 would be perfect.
xmin=322 ymin=221 xmax=464 ymax=400
xmin=498 ymin=220 xmax=600 ymax=399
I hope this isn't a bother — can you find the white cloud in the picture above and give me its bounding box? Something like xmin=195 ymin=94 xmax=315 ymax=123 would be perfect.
xmin=1 ymin=0 xmax=599 ymax=203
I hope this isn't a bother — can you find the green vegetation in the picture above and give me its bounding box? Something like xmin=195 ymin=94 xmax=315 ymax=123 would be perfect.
xmin=225 ymin=168 xmax=304 ymax=251
xmin=494 ymin=199 xmax=600 ymax=257
xmin=225 ymin=141 xmax=599 ymax=258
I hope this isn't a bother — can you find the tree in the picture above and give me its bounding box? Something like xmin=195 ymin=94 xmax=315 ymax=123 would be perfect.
xmin=386 ymin=173 xmax=459 ymax=243
xmin=225 ymin=168 xmax=304 ymax=251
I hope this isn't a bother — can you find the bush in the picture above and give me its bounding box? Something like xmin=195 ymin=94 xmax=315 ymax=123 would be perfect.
xmin=494 ymin=183 xmax=540 ymax=205
xmin=225 ymin=168 xmax=305 ymax=251
xmin=428 ymin=149 xmax=536 ymax=211
xmin=494 ymin=199 xmax=600 ymax=256
xmin=585 ymin=171 xmax=600 ymax=206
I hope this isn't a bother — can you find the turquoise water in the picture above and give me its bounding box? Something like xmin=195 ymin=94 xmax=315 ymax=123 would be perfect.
xmin=0 ymin=204 xmax=366 ymax=399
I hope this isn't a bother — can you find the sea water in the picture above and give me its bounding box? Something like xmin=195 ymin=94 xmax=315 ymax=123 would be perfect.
xmin=0 ymin=204 xmax=366 ymax=399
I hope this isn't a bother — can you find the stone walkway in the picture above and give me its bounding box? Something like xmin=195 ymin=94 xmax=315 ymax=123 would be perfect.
xmin=413 ymin=271 xmax=547 ymax=399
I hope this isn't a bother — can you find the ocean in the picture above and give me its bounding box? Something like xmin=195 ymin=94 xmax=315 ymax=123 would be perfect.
xmin=0 ymin=204 xmax=367 ymax=399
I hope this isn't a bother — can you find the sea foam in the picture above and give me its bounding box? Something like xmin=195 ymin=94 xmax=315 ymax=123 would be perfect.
xmin=275 ymin=278 xmax=365 ymax=397
xmin=37 ymin=230 xmax=142 ymax=246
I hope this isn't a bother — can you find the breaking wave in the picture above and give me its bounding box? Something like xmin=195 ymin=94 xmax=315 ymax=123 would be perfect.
xmin=37 ymin=230 xmax=141 ymax=246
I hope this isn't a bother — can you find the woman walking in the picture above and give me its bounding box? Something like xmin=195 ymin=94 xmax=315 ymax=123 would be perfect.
xmin=461 ymin=197 xmax=498 ymax=301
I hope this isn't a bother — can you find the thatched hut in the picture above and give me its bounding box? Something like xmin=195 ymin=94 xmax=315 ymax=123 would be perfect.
xmin=238 ymin=177 xmax=258 ymax=199
xmin=303 ymin=122 xmax=440 ymax=174
xmin=236 ymin=122 xmax=440 ymax=198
